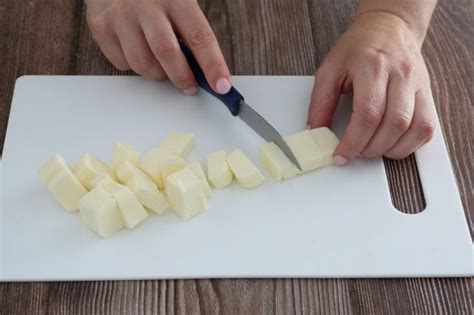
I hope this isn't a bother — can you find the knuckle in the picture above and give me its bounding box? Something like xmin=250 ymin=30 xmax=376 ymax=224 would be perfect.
xmin=188 ymin=25 xmax=216 ymax=48
xmin=400 ymin=59 xmax=415 ymax=78
xmin=417 ymin=119 xmax=435 ymax=140
xmin=366 ymin=50 xmax=387 ymax=75
xmin=88 ymin=14 xmax=108 ymax=38
xmin=355 ymin=105 xmax=383 ymax=127
xmin=150 ymin=38 xmax=179 ymax=58
xmin=388 ymin=110 xmax=412 ymax=132
xmin=128 ymin=55 xmax=152 ymax=75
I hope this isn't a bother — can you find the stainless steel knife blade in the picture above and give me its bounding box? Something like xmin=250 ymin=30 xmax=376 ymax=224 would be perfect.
xmin=238 ymin=100 xmax=303 ymax=171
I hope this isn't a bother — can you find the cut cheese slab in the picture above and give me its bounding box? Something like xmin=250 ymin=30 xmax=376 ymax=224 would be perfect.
xmin=102 ymin=181 xmax=148 ymax=229
xmin=284 ymin=130 xmax=325 ymax=172
xmin=207 ymin=151 xmax=233 ymax=188
xmin=117 ymin=161 xmax=168 ymax=215
xmin=74 ymin=154 xmax=116 ymax=190
xmin=309 ymin=127 xmax=339 ymax=166
xmin=111 ymin=142 xmax=140 ymax=170
xmin=38 ymin=154 xmax=68 ymax=185
xmin=165 ymin=169 xmax=207 ymax=220
xmin=185 ymin=162 xmax=212 ymax=198
xmin=79 ymin=187 xmax=124 ymax=238
xmin=227 ymin=149 xmax=265 ymax=188
xmin=260 ymin=143 xmax=300 ymax=181
xmin=139 ymin=148 xmax=185 ymax=188
xmin=159 ymin=133 xmax=194 ymax=158
xmin=90 ymin=172 xmax=114 ymax=189
xmin=48 ymin=168 xmax=88 ymax=212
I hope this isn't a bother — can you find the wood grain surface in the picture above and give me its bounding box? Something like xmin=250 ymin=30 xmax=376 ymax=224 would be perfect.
xmin=0 ymin=0 xmax=472 ymax=313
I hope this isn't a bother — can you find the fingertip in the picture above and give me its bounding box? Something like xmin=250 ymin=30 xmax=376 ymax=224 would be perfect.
xmin=332 ymin=154 xmax=348 ymax=166
xmin=215 ymin=77 xmax=231 ymax=94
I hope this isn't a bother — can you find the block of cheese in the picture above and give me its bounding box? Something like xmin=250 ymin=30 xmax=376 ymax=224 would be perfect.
xmin=207 ymin=151 xmax=233 ymax=188
xmin=101 ymin=181 xmax=148 ymax=229
xmin=159 ymin=132 xmax=194 ymax=158
xmin=185 ymin=162 xmax=212 ymax=198
xmin=47 ymin=167 xmax=88 ymax=212
xmin=117 ymin=161 xmax=168 ymax=215
xmin=74 ymin=154 xmax=116 ymax=190
xmin=111 ymin=142 xmax=140 ymax=170
xmin=139 ymin=148 xmax=185 ymax=188
xmin=309 ymin=127 xmax=340 ymax=166
xmin=90 ymin=172 xmax=115 ymax=189
xmin=260 ymin=143 xmax=300 ymax=181
xmin=165 ymin=169 xmax=207 ymax=220
xmin=284 ymin=130 xmax=325 ymax=172
xmin=38 ymin=154 xmax=68 ymax=185
xmin=79 ymin=187 xmax=124 ymax=238
xmin=227 ymin=149 xmax=265 ymax=188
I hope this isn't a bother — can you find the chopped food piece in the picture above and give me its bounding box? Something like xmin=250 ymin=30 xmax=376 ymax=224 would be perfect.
xmin=101 ymin=181 xmax=148 ymax=229
xmin=38 ymin=154 xmax=68 ymax=185
xmin=309 ymin=127 xmax=340 ymax=166
xmin=227 ymin=149 xmax=265 ymax=188
xmin=260 ymin=143 xmax=300 ymax=181
xmin=48 ymin=168 xmax=88 ymax=212
xmin=111 ymin=142 xmax=140 ymax=170
xmin=284 ymin=130 xmax=325 ymax=172
xmin=165 ymin=169 xmax=207 ymax=220
xmin=74 ymin=154 xmax=116 ymax=190
xmin=79 ymin=187 xmax=124 ymax=238
xmin=159 ymin=132 xmax=194 ymax=158
xmin=185 ymin=162 xmax=212 ymax=198
xmin=89 ymin=172 xmax=114 ymax=189
xmin=207 ymin=150 xmax=233 ymax=188
xmin=118 ymin=161 xmax=168 ymax=215
xmin=139 ymin=148 xmax=185 ymax=188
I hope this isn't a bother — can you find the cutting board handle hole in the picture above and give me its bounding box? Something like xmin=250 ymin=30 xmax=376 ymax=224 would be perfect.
xmin=384 ymin=154 xmax=426 ymax=214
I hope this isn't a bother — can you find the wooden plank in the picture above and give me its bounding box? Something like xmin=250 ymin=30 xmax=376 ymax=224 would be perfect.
xmin=0 ymin=0 xmax=472 ymax=314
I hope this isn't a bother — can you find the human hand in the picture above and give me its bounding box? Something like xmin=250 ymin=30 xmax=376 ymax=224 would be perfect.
xmin=85 ymin=0 xmax=231 ymax=95
xmin=307 ymin=12 xmax=436 ymax=165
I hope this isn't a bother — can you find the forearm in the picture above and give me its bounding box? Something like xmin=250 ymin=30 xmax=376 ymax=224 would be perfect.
xmin=355 ymin=0 xmax=438 ymax=42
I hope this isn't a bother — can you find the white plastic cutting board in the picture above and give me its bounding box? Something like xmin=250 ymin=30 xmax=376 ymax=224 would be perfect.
xmin=1 ymin=76 xmax=472 ymax=281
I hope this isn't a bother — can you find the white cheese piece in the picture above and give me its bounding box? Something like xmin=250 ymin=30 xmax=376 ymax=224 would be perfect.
xmin=73 ymin=154 xmax=116 ymax=190
xmin=207 ymin=151 xmax=233 ymax=188
xmin=139 ymin=148 xmax=185 ymax=188
xmin=185 ymin=162 xmax=212 ymax=198
xmin=117 ymin=161 xmax=168 ymax=215
xmin=159 ymin=132 xmax=194 ymax=158
xmin=227 ymin=149 xmax=265 ymax=188
xmin=284 ymin=130 xmax=325 ymax=172
xmin=165 ymin=169 xmax=207 ymax=220
xmin=89 ymin=172 xmax=114 ymax=189
xmin=111 ymin=142 xmax=140 ymax=170
xmin=260 ymin=143 xmax=300 ymax=181
xmin=38 ymin=154 xmax=68 ymax=185
xmin=102 ymin=181 xmax=148 ymax=229
xmin=79 ymin=187 xmax=124 ymax=238
xmin=48 ymin=168 xmax=88 ymax=212
xmin=309 ymin=127 xmax=340 ymax=166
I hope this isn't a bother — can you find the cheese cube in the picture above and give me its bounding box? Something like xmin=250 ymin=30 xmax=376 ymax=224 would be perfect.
xmin=111 ymin=142 xmax=140 ymax=170
xmin=165 ymin=169 xmax=207 ymax=220
xmin=74 ymin=154 xmax=116 ymax=190
xmin=159 ymin=133 xmax=194 ymax=158
xmin=89 ymin=172 xmax=114 ymax=189
xmin=260 ymin=143 xmax=300 ymax=181
xmin=48 ymin=168 xmax=88 ymax=212
xmin=38 ymin=154 xmax=68 ymax=185
xmin=126 ymin=175 xmax=169 ymax=215
xmin=284 ymin=130 xmax=325 ymax=172
xmin=207 ymin=151 xmax=233 ymax=188
xmin=117 ymin=160 xmax=153 ymax=185
xmin=102 ymin=181 xmax=148 ymax=229
xmin=79 ymin=187 xmax=124 ymax=238
xmin=227 ymin=149 xmax=265 ymax=188
xmin=309 ymin=127 xmax=340 ymax=166
xmin=139 ymin=148 xmax=185 ymax=188
xmin=185 ymin=162 xmax=212 ymax=198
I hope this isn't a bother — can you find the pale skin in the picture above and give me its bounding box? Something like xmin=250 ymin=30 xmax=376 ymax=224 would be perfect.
xmin=86 ymin=0 xmax=438 ymax=165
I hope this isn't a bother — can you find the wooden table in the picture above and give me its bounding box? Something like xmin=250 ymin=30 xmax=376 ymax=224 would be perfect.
xmin=1 ymin=0 xmax=472 ymax=313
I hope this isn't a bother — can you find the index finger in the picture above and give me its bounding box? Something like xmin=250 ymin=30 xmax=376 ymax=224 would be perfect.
xmin=333 ymin=66 xmax=388 ymax=165
xmin=171 ymin=1 xmax=231 ymax=94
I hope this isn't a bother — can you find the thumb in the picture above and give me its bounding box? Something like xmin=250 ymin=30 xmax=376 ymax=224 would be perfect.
xmin=307 ymin=65 xmax=344 ymax=129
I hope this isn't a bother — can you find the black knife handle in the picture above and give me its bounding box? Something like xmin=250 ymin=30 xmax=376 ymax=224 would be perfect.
xmin=179 ymin=40 xmax=244 ymax=116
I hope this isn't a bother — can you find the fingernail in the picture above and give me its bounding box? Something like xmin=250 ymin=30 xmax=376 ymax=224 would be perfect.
xmin=333 ymin=155 xmax=348 ymax=166
xmin=306 ymin=123 xmax=312 ymax=130
xmin=216 ymin=78 xmax=231 ymax=94
xmin=183 ymin=86 xmax=198 ymax=95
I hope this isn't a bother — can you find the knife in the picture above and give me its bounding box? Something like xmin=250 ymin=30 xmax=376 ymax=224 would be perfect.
xmin=179 ymin=41 xmax=302 ymax=171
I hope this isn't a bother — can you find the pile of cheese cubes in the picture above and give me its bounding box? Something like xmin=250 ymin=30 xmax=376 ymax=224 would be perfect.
xmin=38 ymin=128 xmax=339 ymax=238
